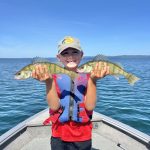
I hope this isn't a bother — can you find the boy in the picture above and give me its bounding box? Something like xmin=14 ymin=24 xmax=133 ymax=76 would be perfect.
xmin=32 ymin=36 xmax=109 ymax=150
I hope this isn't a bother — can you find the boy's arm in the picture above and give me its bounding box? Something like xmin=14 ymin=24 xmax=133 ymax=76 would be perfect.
xmin=84 ymin=78 xmax=97 ymax=111
xmin=45 ymin=78 xmax=60 ymax=111
xmin=32 ymin=64 xmax=60 ymax=111
xmin=84 ymin=62 xmax=110 ymax=111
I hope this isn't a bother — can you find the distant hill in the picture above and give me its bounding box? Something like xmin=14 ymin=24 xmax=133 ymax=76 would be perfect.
xmin=109 ymin=55 xmax=150 ymax=58
xmin=84 ymin=55 xmax=150 ymax=59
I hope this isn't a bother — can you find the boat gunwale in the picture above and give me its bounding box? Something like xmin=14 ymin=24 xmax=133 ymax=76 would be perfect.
xmin=93 ymin=112 xmax=150 ymax=143
xmin=0 ymin=108 xmax=49 ymax=145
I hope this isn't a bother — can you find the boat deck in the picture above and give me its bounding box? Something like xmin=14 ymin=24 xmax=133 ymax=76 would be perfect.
xmin=1 ymin=125 xmax=127 ymax=150
xmin=20 ymin=130 xmax=123 ymax=150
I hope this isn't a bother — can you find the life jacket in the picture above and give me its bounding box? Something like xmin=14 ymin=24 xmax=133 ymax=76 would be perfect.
xmin=43 ymin=73 xmax=92 ymax=125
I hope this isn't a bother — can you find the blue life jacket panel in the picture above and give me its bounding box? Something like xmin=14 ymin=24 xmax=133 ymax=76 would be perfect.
xmin=54 ymin=74 xmax=91 ymax=123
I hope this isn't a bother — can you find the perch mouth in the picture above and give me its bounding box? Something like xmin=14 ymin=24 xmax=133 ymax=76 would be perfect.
xmin=76 ymin=68 xmax=84 ymax=73
xmin=14 ymin=75 xmax=21 ymax=80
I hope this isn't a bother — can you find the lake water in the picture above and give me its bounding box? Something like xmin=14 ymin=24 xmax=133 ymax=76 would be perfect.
xmin=0 ymin=56 xmax=150 ymax=136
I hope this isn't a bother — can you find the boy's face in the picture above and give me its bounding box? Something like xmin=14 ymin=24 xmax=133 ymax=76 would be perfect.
xmin=57 ymin=48 xmax=83 ymax=70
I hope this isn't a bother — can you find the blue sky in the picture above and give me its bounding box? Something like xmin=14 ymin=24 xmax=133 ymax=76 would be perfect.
xmin=0 ymin=0 xmax=150 ymax=58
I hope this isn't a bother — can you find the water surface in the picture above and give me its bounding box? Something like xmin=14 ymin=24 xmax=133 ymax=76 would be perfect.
xmin=0 ymin=56 xmax=149 ymax=136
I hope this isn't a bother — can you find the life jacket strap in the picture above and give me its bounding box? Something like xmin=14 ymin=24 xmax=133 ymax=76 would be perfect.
xmin=43 ymin=108 xmax=63 ymax=125
xmin=79 ymin=102 xmax=85 ymax=108
xmin=78 ymin=102 xmax=90 ymax=123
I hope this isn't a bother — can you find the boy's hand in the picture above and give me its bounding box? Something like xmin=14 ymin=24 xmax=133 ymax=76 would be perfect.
xmin=90 ymin=62 xmax=110 ymax=81
xmin=32 ymin=64 xmax=52 ymax=82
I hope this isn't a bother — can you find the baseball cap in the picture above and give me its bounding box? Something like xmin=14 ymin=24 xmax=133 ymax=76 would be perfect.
xmin=58 ymin=36 xmax=82 ymax=54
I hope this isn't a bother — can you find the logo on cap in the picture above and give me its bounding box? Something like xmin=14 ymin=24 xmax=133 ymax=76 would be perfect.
xmin=62 ymin=37 xmax=74 ymax=44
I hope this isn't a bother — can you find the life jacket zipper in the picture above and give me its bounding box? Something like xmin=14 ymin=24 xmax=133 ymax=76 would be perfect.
xmin=69 ymin=79 xmax=74 ymax=120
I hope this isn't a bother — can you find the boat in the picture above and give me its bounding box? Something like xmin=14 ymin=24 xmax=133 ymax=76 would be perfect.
xmin=0 ymin=108 xmax=150 ymax=150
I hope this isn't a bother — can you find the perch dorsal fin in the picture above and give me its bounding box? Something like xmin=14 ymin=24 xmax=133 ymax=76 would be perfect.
xmin=32 ymin=57 xmax=50 ymax=64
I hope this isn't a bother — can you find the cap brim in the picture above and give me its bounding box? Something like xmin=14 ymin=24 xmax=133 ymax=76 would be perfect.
xmin=58 ymin=44 xmax=82 ymax=54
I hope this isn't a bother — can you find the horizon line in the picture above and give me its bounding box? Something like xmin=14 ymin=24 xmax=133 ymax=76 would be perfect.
xmin=0 ymin=54 xmax=150 ymax=59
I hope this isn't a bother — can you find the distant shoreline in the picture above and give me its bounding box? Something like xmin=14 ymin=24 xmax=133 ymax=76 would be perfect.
xmin=0 ymin=55 xmax=150 ymax=59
